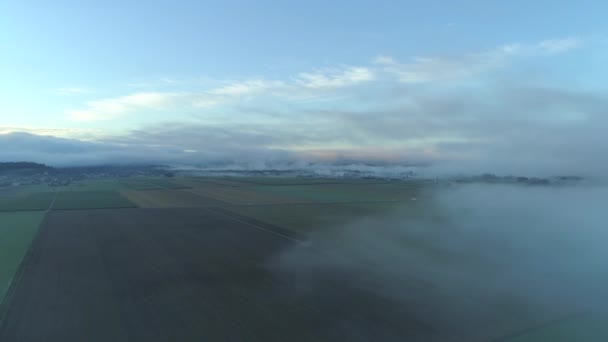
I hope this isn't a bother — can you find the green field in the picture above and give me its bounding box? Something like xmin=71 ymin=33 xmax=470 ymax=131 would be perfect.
xmin=189 ymin=186 xmax=304 ymax=204
xmin=248 ymin=183 xmax=424 ymax=202
xmin=52 ymin=191 xmax=136 ymax=210
xmin=146 ymin=179 xmax=191 ymax=189
xmin=122 ymin=189 xmax=222 ymax=207
xmin=218 ymin=176 xmax=393 ymax=186
xmin=0 ymin=192 xmax=55 ymax=212
xmin=225 ymin=202 xmax=406 ymax=232
xmin=175 ymin=177 xmax=252 ymax=187
xmin=0 ymin=211 xmax=45 ymax=304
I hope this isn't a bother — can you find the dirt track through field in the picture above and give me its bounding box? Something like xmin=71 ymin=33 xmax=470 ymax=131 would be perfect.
xmin=0 ymin=207 xmax=439 ymax=342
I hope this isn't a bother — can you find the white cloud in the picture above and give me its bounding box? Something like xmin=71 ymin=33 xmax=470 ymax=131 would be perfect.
xmin=0 ymin=126 xmax=102 ymax=140
xmin=209 ymin=80 xmax=285 ymax=96
xmin=535 ymin=37 xmax=583 ymax=53
xmin=296 ymin=66 xmax=374 ymax=89
xmin=64 ymin=36 xmax=587 ymax=123
xmin=66 ymin=92 xmax=183 ymax=121
xmin=375 ymin=37 xmax=584 ymax=83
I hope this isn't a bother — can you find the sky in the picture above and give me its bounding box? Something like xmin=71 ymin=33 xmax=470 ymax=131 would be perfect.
xmin=1 ymin=0 xmax=607 ymax=175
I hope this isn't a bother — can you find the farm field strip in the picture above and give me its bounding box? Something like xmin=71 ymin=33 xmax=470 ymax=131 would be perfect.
xmin=0 ymin=192 xmax=55 ymax=212
xmin=145 ymin=179 xmax=192 ymax=189
xmin=220 ymin=202 xmax=404 ymax=233
xmin=186 ymin=186 xmax=310 ymax=205
xmin=51 ymin=191 xmax=136 ymax=210
xmin=175 ymin=178 xmax=251 ymax=188
xmin=212 ymin=176 xmax=402 ymax=186
xmin=122 ymin=189 xmax=225 ymax=208
xmin=206 ymin=206 xmax=305 ymax=242
xmin=243 ymin=184 xmax=424 ymax=203
xmin=0 ymin=211 xmax=46 ymax=307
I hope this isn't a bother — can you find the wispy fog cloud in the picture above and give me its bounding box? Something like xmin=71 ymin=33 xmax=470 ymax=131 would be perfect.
xmin=375 ymin=37 xmax=584 ymax=83
xmin=65 ymin=37 xmax=585 ymax=122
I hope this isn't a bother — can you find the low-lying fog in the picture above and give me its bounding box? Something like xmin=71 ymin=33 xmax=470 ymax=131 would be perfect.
xmin=272 ymin=183 xmax=608 ymax=340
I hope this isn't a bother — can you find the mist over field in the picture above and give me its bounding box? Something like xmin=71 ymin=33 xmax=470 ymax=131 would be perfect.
xmin=272 ymin=183 xmax=608 ymax=337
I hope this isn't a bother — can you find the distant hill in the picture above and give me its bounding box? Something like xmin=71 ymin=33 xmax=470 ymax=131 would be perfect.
xmin=0 ymin=162 xmax=53 ymax=172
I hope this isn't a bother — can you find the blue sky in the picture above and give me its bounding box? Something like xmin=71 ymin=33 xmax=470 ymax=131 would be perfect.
xmin=1 ymin=1 xmax=607 ymax=173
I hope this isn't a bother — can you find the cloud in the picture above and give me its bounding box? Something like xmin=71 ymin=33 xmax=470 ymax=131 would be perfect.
xmin=42 ymin=36 xmax=606 ymax=176
xmin=0 ymin=126 xmax=100 ymax=139
xmin=296 ymin=66 xmax=375 ymax=89
xmin=374 ymin=37 xmax=584 ymax=83
xmin=66 ymin=92 xmax=184 ymax=121
xmin=536 ymin=37 xmax=583 ymax=53
xmin=65 ymin=67 xmax=374 ymax=121
xmin=209 ymin=80 xmax=285 ymax=96
xmin=65 ymin=36 xmax=582 ymax=122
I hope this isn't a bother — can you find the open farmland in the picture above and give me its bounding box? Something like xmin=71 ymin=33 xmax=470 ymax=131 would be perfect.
xmin=0 ymin=208 xmax=439 ymax=342
xmin=224 ymin=202 xmax=405 ymax=232
xmin=0 ymin=177 xmax=604 ymax=341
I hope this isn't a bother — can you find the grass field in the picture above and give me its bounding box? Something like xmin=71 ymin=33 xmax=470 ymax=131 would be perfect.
xmin=188 ymin=185 xmax=307 ymax=204
xmin=122 ymin=189 xmax=224 ymax=207
xmin=52 ymin=191 xmax=136 ymax=210
xmin=0 ymin=192 xmax=55 ymax=212
xmin=247 ymin=183 xmax=424 ymax=202
xmin=225 ymin=202 xmax=405 ymax=232
xmin=0 ymin=211 xmax=45 ymax=304
xmin=175 ymin=177 xmax=252 ymax=188
xmin=146 ymin=179 xmax=191 ymax=189
xmin=221 ymin=176 xmax=394 ymax=186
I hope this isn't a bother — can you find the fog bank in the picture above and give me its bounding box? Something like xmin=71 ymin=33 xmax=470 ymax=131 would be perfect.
xmin=271 ymin=184 xmax=608 ymax=340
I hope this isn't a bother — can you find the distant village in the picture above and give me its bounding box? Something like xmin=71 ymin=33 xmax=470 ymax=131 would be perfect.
xmin=0 ymin=162 xmax=170 ymax=188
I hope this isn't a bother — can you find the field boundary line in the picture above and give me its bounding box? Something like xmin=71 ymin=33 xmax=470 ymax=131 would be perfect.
xmin=47 ymin=190 xmax=58 ymax=211
xmin=180 ymin=188 xmax=233 ymax=206
xmin=205 ymin=206 xmax=305 ymax=243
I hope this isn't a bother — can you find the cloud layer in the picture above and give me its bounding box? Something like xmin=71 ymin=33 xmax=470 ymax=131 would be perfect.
xmin=3 ymin=36 xmax=606 ymax=176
